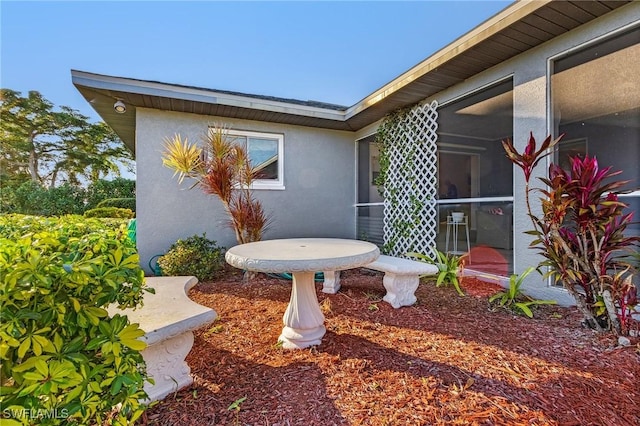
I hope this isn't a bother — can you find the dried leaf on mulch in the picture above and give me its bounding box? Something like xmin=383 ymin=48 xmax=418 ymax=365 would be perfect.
xmin=143 ymin=268 xmax=640 ymax=425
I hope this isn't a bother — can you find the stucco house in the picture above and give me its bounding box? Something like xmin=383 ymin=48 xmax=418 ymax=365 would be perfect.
xmin=72 ymin=0 xmax=639 ymax=304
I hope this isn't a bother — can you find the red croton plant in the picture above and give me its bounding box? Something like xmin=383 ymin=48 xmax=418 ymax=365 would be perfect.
xmin=503 ymin=132 xmax=639 ymax=335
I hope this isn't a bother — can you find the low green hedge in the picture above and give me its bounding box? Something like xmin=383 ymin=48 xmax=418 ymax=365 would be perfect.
xmin=96 ymin=197 xmax=136 ymax=212
xmin=0 ymin=214 xmax=151 ymax=425
xmin=84 ymin=207 xmax=134 ymax=219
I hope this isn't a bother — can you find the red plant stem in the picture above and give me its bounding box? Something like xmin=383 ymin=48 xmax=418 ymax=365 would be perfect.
xmin=525 ymin=176 xmax=606 ymax=332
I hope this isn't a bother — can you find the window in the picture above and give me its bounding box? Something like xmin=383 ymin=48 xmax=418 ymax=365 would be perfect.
xmin=228 ymin=129 xmax=284 ymax=190
xmin=557 ymin=138 xmax=587 ymax=171
xmin=437 ymin=79 xmax=514 ymax=200
xmin=551 ymin=27 xmax=640 ymax=286
xmin=437 ymin=79 xmax=515 ymax=275
xmin=551 ymin=28 xmax=639 ymax=194
xmin=356 ymin=136 xmax=384 ymax=246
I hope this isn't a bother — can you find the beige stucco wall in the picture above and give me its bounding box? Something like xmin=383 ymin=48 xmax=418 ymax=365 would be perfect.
xmin=135 ymin=109 xmax=356 ymax=274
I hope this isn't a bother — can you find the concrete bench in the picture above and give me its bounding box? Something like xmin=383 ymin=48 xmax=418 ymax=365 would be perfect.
xmin=322 ymin=255 xmax=439 ymax=308
xmin=108 ymin=276 xmax=217 ymax=402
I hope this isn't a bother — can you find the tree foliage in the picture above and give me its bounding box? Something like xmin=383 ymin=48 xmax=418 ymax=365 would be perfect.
xmin=1 ymin=178 xmax=136 ymax=217
xmin=0 ymin=89 xmax=134 ymax=189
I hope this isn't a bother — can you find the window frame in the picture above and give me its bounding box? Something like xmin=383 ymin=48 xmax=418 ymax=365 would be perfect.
xmin=548 ymin=26 xmax=640 ymax=287
xmin=227 ymin=129 xmax=285 ymax=190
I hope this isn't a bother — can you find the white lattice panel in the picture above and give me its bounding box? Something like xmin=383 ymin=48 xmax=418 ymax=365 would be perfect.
xmin=383 ymin=100 xmax=439 ymax=259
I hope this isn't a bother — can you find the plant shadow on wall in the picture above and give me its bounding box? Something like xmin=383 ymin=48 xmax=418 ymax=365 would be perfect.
xmin=502 ymin=132 xmax=639 ymax=336
xmin=161 ymin=124 xmax=271 ymax=247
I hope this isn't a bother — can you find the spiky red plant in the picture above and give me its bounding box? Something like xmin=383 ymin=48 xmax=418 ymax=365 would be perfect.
xmin=162 ymin=125 xmax=271 ymax=246
xmin=504 ymin=133 xmax=639 ymax=335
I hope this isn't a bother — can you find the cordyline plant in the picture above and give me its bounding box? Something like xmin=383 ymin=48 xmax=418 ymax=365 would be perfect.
xmin=161 ymin=125 xmax=270 ymax=245
xmin=503 ymin=132 xmax=639 ymax=335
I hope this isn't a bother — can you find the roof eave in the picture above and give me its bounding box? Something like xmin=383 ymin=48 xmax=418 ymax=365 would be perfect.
xmin=345 ymin=0 xmax=550 ymax=120
xmin=71 ymin=70 xmax=354 ymax=153
xmin=72 ymin=0 xmax=634 ymax=153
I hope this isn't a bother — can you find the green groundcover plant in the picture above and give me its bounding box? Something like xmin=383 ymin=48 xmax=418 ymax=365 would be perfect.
xmin=489 ymin=267 xmax=556 ymax=318
xmin=0 ymin=214 xmax=152 ymax=425
xmin=407 ymin=249 xmax=465 ymax=296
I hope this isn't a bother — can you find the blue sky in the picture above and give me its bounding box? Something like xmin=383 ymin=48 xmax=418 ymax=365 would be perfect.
xmin=1 ymin=1 xmax=511 ymax=122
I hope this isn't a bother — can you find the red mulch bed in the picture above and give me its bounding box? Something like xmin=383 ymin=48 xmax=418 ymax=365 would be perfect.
xmin=143 ymin=268 xmax=640 ymax=425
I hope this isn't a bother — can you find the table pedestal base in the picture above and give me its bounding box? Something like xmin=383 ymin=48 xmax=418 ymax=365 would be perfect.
xmin=279 ymin=271 xmax=326 ymax=349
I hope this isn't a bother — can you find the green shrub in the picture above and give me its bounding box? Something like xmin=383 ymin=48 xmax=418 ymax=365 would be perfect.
xmin=0 ymin=174 xmax=23 ymax=213
xmin=84 ymin=207 xmax=134 ymax=219
xmin=85 ymin=178 xmax=136 ymax=210
xmin=97 ymin=197 xmax=136 ymax=212
xmin=158 ymin=234 xmax=225 ymax=281
xmin=4 ymin=178 xmax=137 ymax=216
xmin=12 ymin=181 xmax=86 ymax=216
xmin=0 ymin=214 xmax=152 ymax=425
xmin=0 ymin=214 xmax=121 ymax=239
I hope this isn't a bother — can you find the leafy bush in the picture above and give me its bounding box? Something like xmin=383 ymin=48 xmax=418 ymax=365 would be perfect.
xmin=0 ymin=174 xmax=23 ymax=213
xmin=12 ymin=181 xmax=85 ymax=216
xmin=97 ymin=197 xmax=136 ymax=212
xmin=489 ymin=267 xmax=556 ymax=318
xmin=158 ymin=234 xmax=225 ymax=281
xmin=84 ymin=207 xmax=134 ymax=219
xmin=85 ymin=178 xmax=136 ymax=211
xmin=5 ymin=179 xmax=136 ymax=217
xmin=0 ymin=214 xmax=151 ymax=425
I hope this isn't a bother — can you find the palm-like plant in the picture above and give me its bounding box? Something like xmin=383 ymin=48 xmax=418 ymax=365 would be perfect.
xmin=162 ymin=125 xmax=270 ymax=245
xmin=489 ymin=267 xmax=556 ymax=318
xmin=407 ymin=249 xmax=465 ymax=296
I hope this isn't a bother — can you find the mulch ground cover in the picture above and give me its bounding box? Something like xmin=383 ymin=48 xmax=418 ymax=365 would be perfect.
xmin=143 ymin=268 xmax=640 ymax=425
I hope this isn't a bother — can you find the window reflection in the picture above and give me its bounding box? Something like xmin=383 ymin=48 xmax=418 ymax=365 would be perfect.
xmin=436 ymin=79 xmax=514 ymax=275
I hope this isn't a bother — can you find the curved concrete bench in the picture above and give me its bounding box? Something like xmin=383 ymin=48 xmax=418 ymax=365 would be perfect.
xmin=323 ymin=255 xmax=438 ymax=308
xmin=108 ymin=276 xmax=217 ymax=402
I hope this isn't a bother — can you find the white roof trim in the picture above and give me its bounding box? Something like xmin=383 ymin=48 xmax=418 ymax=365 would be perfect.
xmin=71 ymin=70 xmax=348 ymax=121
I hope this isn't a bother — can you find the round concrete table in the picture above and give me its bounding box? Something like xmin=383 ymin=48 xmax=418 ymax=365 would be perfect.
xmin=225 ymin=238 xmax=379 ymax=349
